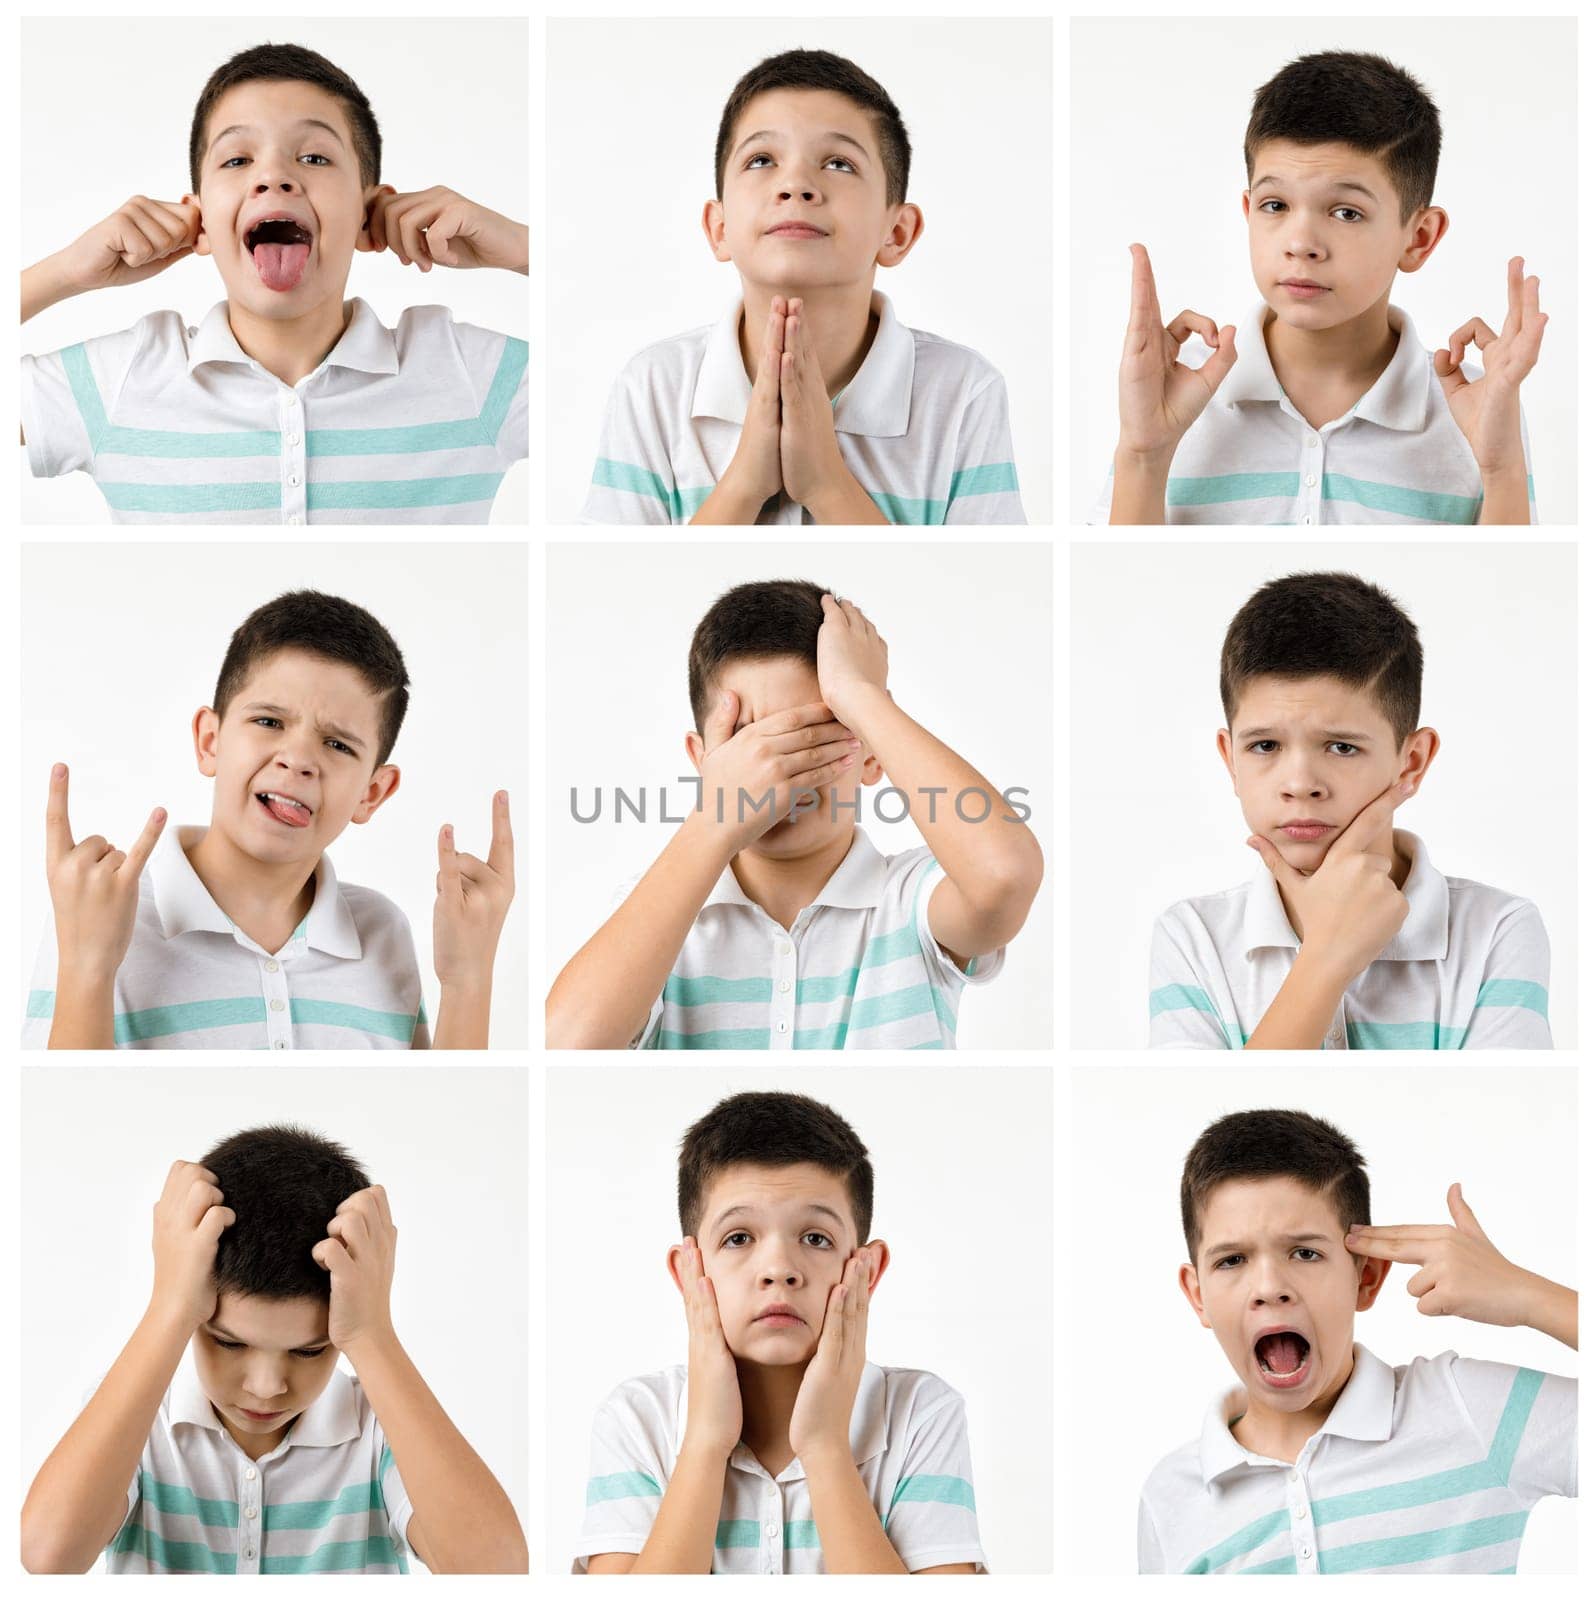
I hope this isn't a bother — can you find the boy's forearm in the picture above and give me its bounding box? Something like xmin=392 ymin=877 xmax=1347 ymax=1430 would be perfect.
xmin=47 ymin=970 xmax=117 ymax=1050
xmin=1478 ymin=462 xmax=1531 ymax=525
xmin=341 ymin=1328 xmax=526 ymax=1573
xmin=804 ymin=469 xmax=887 ymax=525
xmin=22 ymin=1303 xmax=191 ymax=1573
xmin=1518 ymin=1275 xmax=1578 ymax=1350
xmin=802 ymin=1445 xmax=908 ymax=1574
xmin=1109 ymin=445 xmax=1171 ymax=524
xmin=545 ymin=812 xmax=731 ymax=1049
xmin=628 ymin=1442 xmax=725 ymax=1573
xmin=691 ymin=473 xmax=767 ymax=525
xmin=22 ymin=253 xmax=76 ymax=323
xmin=431 ymin=979 xmax=491 ymax=1050
xmin=1245 ymin=948 xmax=1350 ymax=1049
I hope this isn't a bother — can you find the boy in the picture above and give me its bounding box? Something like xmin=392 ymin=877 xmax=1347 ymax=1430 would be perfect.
xmin=546 ymin=580 xmax=1042 ymax=1049
xmin=21 ymin=42 xmax=528 ymax=525
xmin=24 ymin=589 xmax=514 ymax=1049
xmin=1097 ymin=51 xmax=1546 ymax=526
xmin=21 ymin=1124 xmax=527 ymax=1574
xmin=1141 ymin=1109 xmax=1576 ymax=1574
xmin=574 ymin=1091 xmax=985 ymax=1573
xmin=1149 ymin=572 xmax=1550 ymax=1049
xmin=581 ymin=49 xmax=1024 ymax=526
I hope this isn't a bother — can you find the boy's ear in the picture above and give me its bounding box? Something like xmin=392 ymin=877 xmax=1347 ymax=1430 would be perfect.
xmin=1353 ymin=1252 xmax=1393 ymax=1311
xmin=350 ymin=763 xmax=401 ymax=824
xmin=1215 ymin=726 xmax=1239 ymax=795
xmin=183 ymin=195 xmax=211 ymax=258
xmin=666 ymin=1241 xmax=690 ymax=1297
xmin=1178 ymin=1262 xmax=1213 ymax=1329
xmin=702 ymin=199 xmax=733 ymax=263
xmin=875 ymin=203 xmax=924 ymax=270
xmin=684 ymin=730 xmax=705 ymax=772
xmin=193 ymin=706 xmax=221 ymax=775
xmin=859 ymin=1238 xmax=890 ymax=1296
xmin=1396 ymin=728 xmax=1440 ymax=797
xmin=356 ymin=185 xmax=397 ymax=253
xmin=1397 ymin=206 xmax=1449 ymax=276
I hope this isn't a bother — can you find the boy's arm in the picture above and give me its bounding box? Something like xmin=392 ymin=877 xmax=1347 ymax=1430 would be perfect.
xmin=22 ymin=1161 xmax=234 ymax=1573
xmin=314 ymin=1187 xmax=526 ymax=1573
xmin=429 ymin=793 xmax=515 ymax=1051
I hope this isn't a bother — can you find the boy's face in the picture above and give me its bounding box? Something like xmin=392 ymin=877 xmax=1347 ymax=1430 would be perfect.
xmin=192 ymin=1291 xmax=339 ymax=1446
xmin=685 ymin=655 xmax=883 ymax=860
xmin=1179 ymin=1177 xmax=1388 ymax=1422
xmin=671 ymin=1161 xmax=886 ymax=1366
xmin=189 ymin=79 xmax=378 ymax=320
xmin=1216 ymin=674 xmax=1433 ymax=875
xmin=705 ymin=88 xmax=921 ymax=291
xmin=1243 ymin=139 xmax=1446 ymax=334
xmin=193 ymin=646 xmax=400 ymax=867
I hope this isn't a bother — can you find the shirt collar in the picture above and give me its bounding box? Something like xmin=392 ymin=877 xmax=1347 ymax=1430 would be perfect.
xmin=690 ymin=290 xmax=914 ymax=437
xmin=1214 ymin=302 xmax=1431 ymax=433
xmin=186 ymin=297 xmax=399 ymax=378
xmin=1198 ymin=1343 xmax=1395 ymax=1486
xmin=151 ymin=825 xmax=363 ymax=958
xmin=171 ymin=1359 xmax=362 ymax=1449
xmin=702 ymin=827 xmax=891 ymax=914
xmin=1241 ymin=829 xmax=1448 ymax=962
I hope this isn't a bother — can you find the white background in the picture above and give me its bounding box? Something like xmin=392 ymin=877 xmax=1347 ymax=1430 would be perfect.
xmin=546 ymin=16 xmax=1053 ymax=523
xmin=544 ymin=540 xmax=1054 ymax=1050
xmin=19 ymin=541 xmax=530 ymax=1048
xmin=545 ymin=1061 xmax=1053 ymax=1574
xmin=1069 ymin=541 xmax=1578 ymax=1049
xmin=1067 ymin=1060 xmax=1578 ymax=1575
xmin=1069 ymin=16 xmax=1578 ymax=525
xmin=20 ymin=1061 xmax=529 ymax=1573
xmin=20 ymin=15 xmax=530 ymax=525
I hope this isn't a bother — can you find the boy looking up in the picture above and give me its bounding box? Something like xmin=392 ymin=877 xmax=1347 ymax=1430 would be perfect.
xmin=582 ymin=49 xmax=1024 ymax=525
xmin=546 ymin=581 xmax=1042 ymax=1048
xmin=1141 ymin=1109 xmax=1576 ymax=1574
xmin=575 ymin=1091 xmax=985 ymax=1574
xmin=22 ymin=1125 xmax=527 ymax=1574
xmin=21 ymin=42 xmax=528 ymax=525
xmin=1100 ymin=51 xmax=1545 ymax=526
xmin=1150 ymin=572 xmax=1550 ymax=1049
xmin=26 ymin=590 xmax=514 ymax=1050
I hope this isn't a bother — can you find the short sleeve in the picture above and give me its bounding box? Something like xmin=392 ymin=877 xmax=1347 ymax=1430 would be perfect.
xmin=571 ymin=1382 xmax=675 ymax=1571
xmin=1149 ymin=905 xmax=1241 ymax=1049
xmin=882 ymin=1383 xmax=987 ymax=1572
xmin=22 ymin=913 xmax=59 ymax=1048
xmin=942 ymin=373 xmax=1025 ymax=525
xmin=1460 ymin=901 xmax=1552 ymax=1049
xmin=580 ymin=357 xmax=680 ymax=525
xmin=1137 ymin=1493 xmax=1167 ymax=1574
xmin=374 ymin=1429 xmax=416 ymax=1563
xmin=913 ymin=856 xmax=1006 ymax=989
xmin=21 ymin=320 xmax=151 ymax=481
xmin=1447 ymin=1356 xmax=1576 ymax=1503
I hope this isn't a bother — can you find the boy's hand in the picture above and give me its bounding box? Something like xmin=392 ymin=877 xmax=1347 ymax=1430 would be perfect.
xmin=1247 ymin=779 xmax=1415 ymax=985
xmin=45 ymin=764 xmax=166 ymax=982
xmin=814 ymin=593 xmax=889 ymax=731
xmin=1117 ymin=243 xmax=1237 ymax=460
xmin=50 ymin=196 xmax=201 ymax=294
xmin=677 ymin=1237 xmax=742 ymax=1461
xmin=789 ymin=1252 xmax=871 ymax=1461
xmin=1436 ymin=257 xmax=1548 ymax=477
xmin=433 ymin=791 xmax=515 ymax=989
xmin=312 ymin=1186 xmax=398 ymax=1351
xmin=777 ymin=299 xmax=854 ymax=510
xmin=694 ymin=693 xmax=860 ymax=852
xmin=718 ymin=297 xmax=786 ymax=512
xmin=150 ymin=1160 xmax=235 ymax=1331
xmin=363 ymin=186 xmax=529 ymax=274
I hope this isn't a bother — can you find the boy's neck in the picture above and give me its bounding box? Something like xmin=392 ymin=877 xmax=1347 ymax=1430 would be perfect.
xmin=226 ymin=294 xmax=353 ymax=388
xmin=1230 ymin=1345 xmax=1359 ymax=1464
xmin=214 ymin=1404 xmax=291 ymax=1462
xmin=185 ymin=824 xmax=319 ymax=955
xmin=731 ymin=824 xmax=858 ymax=933
xmin=737 ymin=278 xmax=880 ymax=399
xmin=733 ymin=1357 xmax=809 ymax=1479
xmin=1262 ymin=292 xmax=1400 ymax=421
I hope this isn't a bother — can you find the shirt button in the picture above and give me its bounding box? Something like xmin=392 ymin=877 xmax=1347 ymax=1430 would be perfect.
xmin=1301 ymin=515 xmax=1314 ymax=525
xmin=1307 ymin=435 xmax=1320 ymax=448
xmin=288 ymin=473 xmax=300 ymax=487
xmin=776 ymin=1020 xmax=788 ymax=1033
xmin=778 ymin=942 xmax=791 ymax=955
xmin=245 ymin=1506 xmax=258 ymax=1520
xmin=245 ymin=1547 xmax=256 ymax=1559
xmin=1288 ymin=1470 xmax=1299 ymax=1483
xmin=187 ymin=325 xmax=198 ymax=337
xmin=289 ymin=432 xmax=301 ymax=446
xmin=765 ymin=1523 xmax=779 ymax=1538
xmin=273 ymin=1039 xmax=288 ymax=1050
xmin=1304 ymin=473 xmax=1318 ymax=488
xmin=288 ymin=514 xmax=302 ymax=526
xmin=270 ymin=998 xmax=286 ymax=1013
xmin=245 ymin=1468 xmax=257 ymax=1480
xmin=1295 ymin=1504 xmax=1306 ymax=1519
xmin=1300 ymin=1547 xmax=1312 ymax=1561
xmin=779 ymin=980 xmax=791 ymax=993
xmin=265 ymin=960 xmax=280 ymax=973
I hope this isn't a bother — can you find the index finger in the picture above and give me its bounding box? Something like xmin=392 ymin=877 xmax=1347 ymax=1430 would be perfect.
xmin=1128 ymin=243 xmax=1163 ymax=330
xmin=1502 ymin=255 xmax=1524 ymax=339
xmin=763 ymin=701 xmax=840 ymax=735
xmin=1332 ymin=779 xmax=1410 ymax=856
xmin=487 ymin=790 xmax=513 ymax=874
xmin=123 ymin=806 xmax=168 ymax=877
xmin=45 ymin=763 xmax=74 ymax=867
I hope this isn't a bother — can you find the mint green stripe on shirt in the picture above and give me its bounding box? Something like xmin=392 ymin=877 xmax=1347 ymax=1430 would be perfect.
xmin=716 ymin=1519 xmax=762 ymax=1549
xmin=1185 ymin=1509 xmax=1289 ymax=1573
xmin=859 ymin=920 xmax=922 ymax=969
xmin=260 ymin=1536 xmax=408 ymax=1574
xmin=263 ymin=1478 xmax=382 ymax=1529
xmin=136 ymin=1471 xmax=239 ymax=1526
xmin=98 ymin=480 xmax=282 ymax=514
xmin=868 ymin=491 xmax=947 ymax=524
xmin=1166 ymin=471 xmax=1298 ymax=507
xmin=1316 ymin=1511 xmax=1530 ymax=1574
xmin=587 ymin=1471 xmax=662 ymax=1505
xmin=1322 ymin=473 xmax=1482 ymax=524
xmin=1474 ymin=979 xmax=1549 ymax=1017
xmin=289 ymin=998 xmax=423 ymax=1042
xmin=28 ymin=992 xmax=419 ymax=1044
xmin=1239 ymin=1554 xmax=1299 ymax=1574
xmin=949 ymin=462 xmax=1018 ymax=500
xmin=848 ymin=981 xmax=937 ymax=1033
xmin=308 ymin=473 xmax=505 ymax=510
xmin=664 ymin=973 xmax=772 ymax=1006
xmin=1346 ymin=1020 xmax=1467 ymax=1050
xmin=591 ymin=457 xmax=712 ymax=521
xmin=889 ymin=1474 xmax=976 ymax=1513
xmin=1149 ymin=983 xmax=1247 ymax=1047
xmin=795 ymin=969 xmax=860 ymax=1005
xmin=110 ymin=1524 xmax=237 ymax=1573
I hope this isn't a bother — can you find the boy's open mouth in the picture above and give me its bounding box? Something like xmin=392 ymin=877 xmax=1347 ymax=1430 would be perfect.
xmin=256 ymin=790 xmax=314 ymax=828
xmin=245 ymin=215 xmax=314 ymax=293
xmin=1254 ymin=1330 xmax=1312 ymax=1389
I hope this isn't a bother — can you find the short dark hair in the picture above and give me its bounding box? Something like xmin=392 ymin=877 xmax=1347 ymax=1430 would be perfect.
xmin=1180 ymin=1109 xmax=1370 ymax=1265
xmin=687 ymin=578 xmax=829 ymax=735
xmin=715 ymin=49 xmax=911 ymax=206
xmin=1219 ymin=572 xmax=1423 ymax=742
xmin=213 ymin=589 xmax=411 ymax=766
xmin=190 ymin=42 xmax=382 ymax=193
xmin=678 ymin=1091 xmax=874 ymax=1243
xmin=203 ymin=1124 xmax=370 ymax=1302
xmin=1245 ymin=51 xmax=1441 ymax=224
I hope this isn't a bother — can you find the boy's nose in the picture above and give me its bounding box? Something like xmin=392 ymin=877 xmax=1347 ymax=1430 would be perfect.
xmin=244 ymin=1367 xmax=288 ymax=1400
xmin=274 ymin=751 xmax=317 ymax=778
xmin=1279 ymin=771 xmax=1326 ymax=800
xmin=776 ymin=182 xmax=818 ymax=203
xmin=252 ymin=177 xmax=304 ymax=195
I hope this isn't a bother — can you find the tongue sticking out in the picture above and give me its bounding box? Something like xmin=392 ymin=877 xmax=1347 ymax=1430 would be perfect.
xmin=1257 ymin=1332 xmax=1308 ymax=1374
xmin=253 ymin=242 xmax=310 ymax=292
xmin=261 ymin=794 xmax=311 ymax=828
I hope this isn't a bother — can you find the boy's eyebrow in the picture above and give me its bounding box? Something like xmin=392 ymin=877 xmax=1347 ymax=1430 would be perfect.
xmin=1205 ymin=1230 xmax=1336 ymax=1257
xmin=731 ymin=128 xmax=871 ymax=163
xmin=204 ymin=1322 xmax=329 ymax=1349
xmin=242 ymin=701 xmax=368 ymax=752
xmin=1236 ymin=725 xmax=1375 ymax=742
xmin=705 ymin=1201 xmax=849 ymax=1232
xmin=1252 ymin=173 xmax=1380 ymax=202
xmin=208 ymin=117 xmax=347 ymax=156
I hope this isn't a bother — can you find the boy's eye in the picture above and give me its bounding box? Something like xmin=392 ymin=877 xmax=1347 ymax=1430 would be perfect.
xmin=824 ymin=156 xmax=856 ymax=173
xmin=327 ymin=739 xmax=354 ymax=756
xmin=1328 ymin=742 xmax=1360 ymax=757
xmin=1214 ymin=1254 xmax=1244 ymax=1270
xmin=211 ymin=1337 xmax=245 ymax=1350
xmin=220 ymin=154 xmax=330 ymax=168
xmin=292 ymin=1347 xmax=330 ymax=1359
xmin=1293 ymin=1247 xmax=1324 ymax=1262
xmin=1257 ymin=199 xmax=1284 ymax=214
xmin=1331 ymin=207 xmax=1363 ymax=223
xmin=722 ymin=1231 xmax=752 ymax=1248
xmin=251 ymin=716 xmax=283 ymax=730
xmin=745 ymin=154 xmax=773 ymax=169
xmin=1246 ymin=740 xmax=1279 ymax=755
xmin=801 ymin=1231 xmax=834 ymax=1249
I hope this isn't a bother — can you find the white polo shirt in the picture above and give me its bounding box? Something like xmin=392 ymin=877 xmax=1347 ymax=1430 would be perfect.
xmin=1149 ymin=831 xmax=1551 ymax=1049
xmin=581 ymin=290 xmax=1024 ymax=525
xmin=574 ymin=1362 xmax=985 ymax=1574
xmin=23 ymin=824 xmax=429 ymax=1050
xmin=1088 ymin=302 xmax=1536 ymax=525
xmin=1138 ymin=1345 xmax=1576 ymax=1575
xmin=614 ymin=827 xmax=1004 ymax=1050
xmin=105 ymin=1358 xmax=414 ymax=1575
xmin=22 ymin=298 xmax=528 ymax=525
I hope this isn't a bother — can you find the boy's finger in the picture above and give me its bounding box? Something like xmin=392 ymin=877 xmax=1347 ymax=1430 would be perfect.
xmin=487 ymin=790 xmax=513 ymax=874
xmin=312 ymin=1236 xmax=352 ymax=1273
xmin=1447 ymin=1181 xmax=1488 ymax=1240
xmin=123 ymin=807 xmax=168 ymax=877
xmin=1197 ymin=327 xmax=1239 ymax=396
xmin=437 ymin=824 xmax=462 ymax=888
xmin=1245 ymin=832 xmax=1298 ymax=885
xmin=1406 ymin=1266 xmax=1439 ymax=1300
xmin=45 ymin=763 xmax=74 ymax=867
xmin=1344 ymin=1235 xmax=1427 ymax=1263
xmin=1502 ymin=255 xmax=1523 ymax=338
xmin=1128 ymin=242 xmax=1161 ymax=327
xmin=702 ymin=689 xmax=738 ymax=753
xmin=1334 ymin=778 xmax=1411 ymax=856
